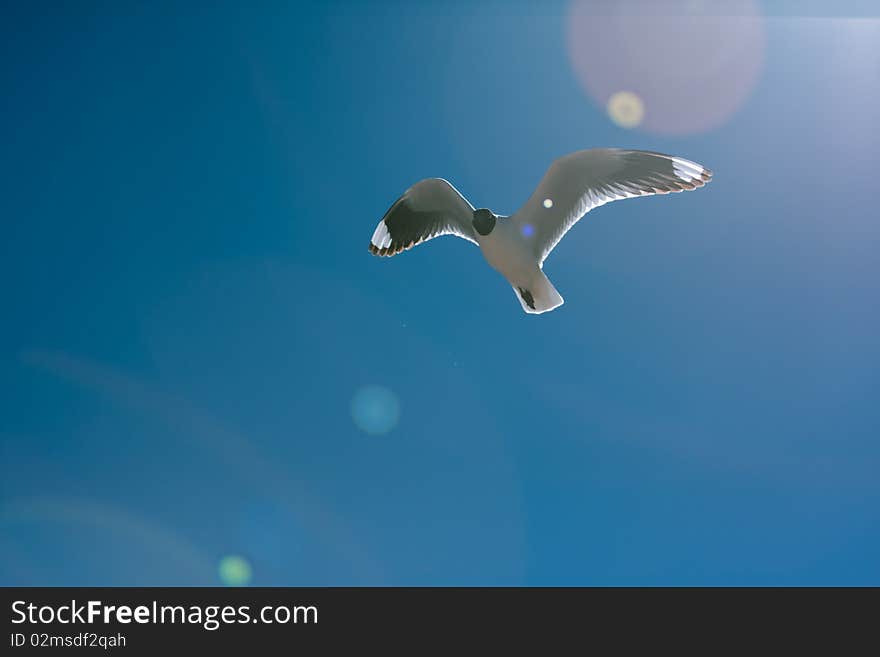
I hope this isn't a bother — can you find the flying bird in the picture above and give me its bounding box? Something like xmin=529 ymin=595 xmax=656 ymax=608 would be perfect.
xmin=368 ymin=148 xmax=712 ymax=314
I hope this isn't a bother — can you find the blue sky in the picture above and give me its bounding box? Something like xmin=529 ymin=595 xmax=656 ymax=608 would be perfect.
xmin=1 ymin=1 xmax=878 ymax=585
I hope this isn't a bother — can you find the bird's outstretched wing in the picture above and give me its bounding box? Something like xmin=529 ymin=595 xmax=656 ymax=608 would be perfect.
xmin=369 ymin=178 xmax=478 ymax=257
xmin=512 ymin=149 xmax=712 ymax=264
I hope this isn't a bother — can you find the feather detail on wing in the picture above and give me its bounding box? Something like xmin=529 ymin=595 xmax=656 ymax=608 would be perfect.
xmin=369 ymin=178 xmax=478 ymax=257
xmin=512 ymin=149 xmax=712 ymax=264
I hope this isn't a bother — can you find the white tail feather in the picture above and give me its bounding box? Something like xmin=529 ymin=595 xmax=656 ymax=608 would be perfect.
xmin=512 ymin=270 xmax=564 ymax=315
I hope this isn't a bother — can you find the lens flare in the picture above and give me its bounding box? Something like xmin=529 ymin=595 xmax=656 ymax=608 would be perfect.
xmin=607 ymin=91 xmax=645 ymax=128
xmin=566 ymin=0 xmax=765 ymax=135
xmin=218 ymin=555 xmax=252 ymax=586
xmin=351 ymin=385 xmax=400 ymax=435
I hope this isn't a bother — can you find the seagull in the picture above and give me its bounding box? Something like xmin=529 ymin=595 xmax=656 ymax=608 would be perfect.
xmin=368 ymin=148 xmax=712 ymax=314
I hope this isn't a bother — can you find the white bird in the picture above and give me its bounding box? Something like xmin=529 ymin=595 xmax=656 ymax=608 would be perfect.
xmin=368 ymin=148 xmax=712 ymax=314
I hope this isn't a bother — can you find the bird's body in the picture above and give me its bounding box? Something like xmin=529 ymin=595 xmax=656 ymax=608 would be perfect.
xmin=476 ymin=217 xmax=563 ymax=313
xmin=368 ymin=148 xmax=712 ymax=315
xmin=476 ymin=216 xmax=530 ymax=284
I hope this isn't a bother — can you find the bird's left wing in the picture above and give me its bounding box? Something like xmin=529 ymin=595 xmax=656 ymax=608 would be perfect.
xmin=512 ymin=149 xmax=712 ymax=265
xmin=369 ymin=178 xmax=478 ymax=257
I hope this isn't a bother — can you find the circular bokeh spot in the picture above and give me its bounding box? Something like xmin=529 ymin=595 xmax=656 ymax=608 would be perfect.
xmin=566 ymin=0 xmax=765 ymax=136
xmin=607 ymin=90 xmax=645 ymax=128
xmin=218 ymin=555 xmax=252 ymax=587
xmin=351 ymin=385 xmax=401 ymax=436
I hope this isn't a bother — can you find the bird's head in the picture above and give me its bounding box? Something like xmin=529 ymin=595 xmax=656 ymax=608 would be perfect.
xmin=472 ymin=208 xmax=496 ymax=236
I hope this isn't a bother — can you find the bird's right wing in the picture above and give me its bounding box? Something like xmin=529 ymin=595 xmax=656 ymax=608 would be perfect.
xmin=512 ymin=149 xmax=712 ymax=265
xmin=369 ymin=178 xmax=478 ymax=257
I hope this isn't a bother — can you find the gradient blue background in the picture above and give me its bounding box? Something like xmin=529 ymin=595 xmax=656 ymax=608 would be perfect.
xmin=2 ymin=1 xmax=878 ymax=585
